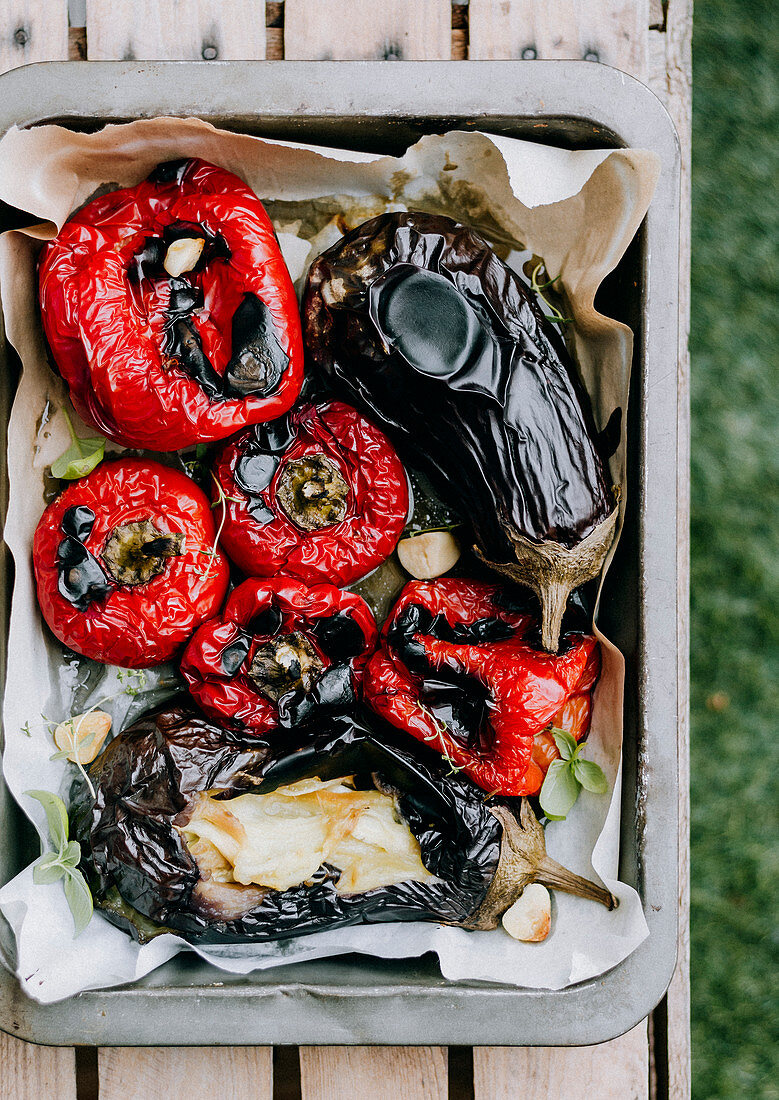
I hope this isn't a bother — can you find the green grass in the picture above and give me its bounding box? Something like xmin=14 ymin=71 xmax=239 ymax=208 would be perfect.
xmin=690 ymin=0 xmax=779 ymax=1096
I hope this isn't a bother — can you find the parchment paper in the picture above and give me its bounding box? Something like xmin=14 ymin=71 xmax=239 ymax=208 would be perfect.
xmin=0 ymin=119 xmax=660 ymax=1004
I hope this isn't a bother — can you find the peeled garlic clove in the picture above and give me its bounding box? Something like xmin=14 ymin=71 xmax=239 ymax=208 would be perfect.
xmin=54 ymin=710 xmax=112 ymax=764
xmin=501 ymin=883 xmax=551 ymax=942
xmin=397 ymin=530 xmax=460 ymax=579
xmin=163 ymin=237 xmax=205 ymax=278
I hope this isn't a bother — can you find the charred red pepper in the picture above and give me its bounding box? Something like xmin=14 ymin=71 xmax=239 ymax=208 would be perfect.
xmin=180 ymin=577 xmax=378 ymax=734
xmin=39 ymin=158 xmax=304 ymax=451
xmin=212 ymin=400 xmax=409 ymax=586
xmin=363 ymin=578 xmax=600 ymax=796
xmin=33 ymin=458 xmax=229 ymax=668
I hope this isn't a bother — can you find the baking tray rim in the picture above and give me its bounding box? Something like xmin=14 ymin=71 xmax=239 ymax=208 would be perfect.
xmin=0 ymin=58 xmax=682 ymax=1048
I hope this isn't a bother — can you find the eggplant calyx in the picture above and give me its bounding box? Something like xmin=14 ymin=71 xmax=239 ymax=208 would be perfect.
xmin=248 ymin=631 xmax=325 ymax=703
xmin=101 ymin=520 xmax=184 ymax=586
xmin=462 ymin=799 xmax=615 ymax=930
xmin=476 ymin=507 xmax=619 ymax=653
xmin=276 ymin=453 xmax=349 ymax=531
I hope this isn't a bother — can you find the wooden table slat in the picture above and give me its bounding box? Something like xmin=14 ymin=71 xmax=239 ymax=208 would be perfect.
xmin=284 ymin=0 xmax=452 ymax=60
xmin=97 ymin=1047 xmax=273 ymax=1100
xmin=0 ymin=0 xmax=67 ymax=71
xmin=300 ymin=1046 xmax=449 ymax=1100
xmin=85 ymin=0 xmax=266 ymax=61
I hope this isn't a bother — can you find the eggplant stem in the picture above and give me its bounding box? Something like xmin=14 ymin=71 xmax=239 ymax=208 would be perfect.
xmin=536 ymin=854 xmax=616 ymax=910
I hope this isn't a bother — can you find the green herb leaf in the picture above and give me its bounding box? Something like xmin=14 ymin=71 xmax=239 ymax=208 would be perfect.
xmin=572 ymin=757 xmax=610 ymax=794
xmin=50 ymin=407 xmax=105 ymax=480
xmin=61 ymin=840 xmax=81 ymax=867
xmin=551 ymin=728 xmax=577 ymax=761
xmin=32 ymin=853 xmax=66 ymax=885
xmin=25 ymin=789 xmax=69 ymax=852
xmin=539 ymin=759 xmax=581 ymax=820
xmin=63 ymin=867 xmax=93 ymax=936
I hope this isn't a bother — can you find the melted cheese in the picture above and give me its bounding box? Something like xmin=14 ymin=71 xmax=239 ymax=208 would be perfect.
xmin=181 ymin=776 xmax=436 ymax=895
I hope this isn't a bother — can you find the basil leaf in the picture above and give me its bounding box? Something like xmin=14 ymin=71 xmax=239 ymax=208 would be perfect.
xmin=539 ymin=759 xmax=581 ymax=820
xmin=25 ymin=789 xmax=69 ymax=851
xmin=572 ymin=758 xmax=610 ymax=794
xmin=63 ymin=867 xmax=93 ymax=937
xmin=33 ymin=853 xmax=66 ymax=885
xmin=50 ymin=435 xmax=105 ymax=480
xmin=551 ymin=727 xmax=577 ymax=761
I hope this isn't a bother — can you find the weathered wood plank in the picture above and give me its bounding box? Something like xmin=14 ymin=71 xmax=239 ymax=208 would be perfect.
xmin=0 ymin=1031 xmax=77 ymax=1100
xmin=97 ymin=1047 xmax=273 ymax=1100
xmin=473 ymin=1023 xmax=649 ymax=1100
xmin=0 ymin=0 xmax=67 ymax=73
xmin=85 ymin=0 xmax=266 ymax=61
xmin=299 ymin=1046 xmax=448 ymax=1100
xmin=284 ymin=0 xmax=451 ymax=60
xmin=468 ymin=0 xmax=649 ymax=79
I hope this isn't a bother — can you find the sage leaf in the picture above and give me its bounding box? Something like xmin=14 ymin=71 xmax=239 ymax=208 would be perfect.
xmin=572 ymin=757 xmax=609 ymax=794
xmin=50 ymin=407 xmax=105 ymax=480
xmin=32 ymin=854 xmax=66 ymax=886
xmin=539 ymin=759 xmax=580 ymax=820
xmin=63 ymin=868 xmax=93 ymax=936
xmin=25 ymin=789 xmax=69 ymax=851
xmin=551 ymin=727 xmax=577 ymax=761
xmin=61 ymin=840 xmax=81 ymax=867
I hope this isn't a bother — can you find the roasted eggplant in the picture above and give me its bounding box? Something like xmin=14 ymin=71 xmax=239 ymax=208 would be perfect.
xmin=71 ymin=704 xmax=614 ymax=944
xmin=303 ymin=212 xmax=619 ymax=652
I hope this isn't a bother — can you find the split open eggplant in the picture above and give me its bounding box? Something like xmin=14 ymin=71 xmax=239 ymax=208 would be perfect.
xmin=303 ymin=212 xmax=619 ymax=651
xmin=71 ymin=703 xmax=615 ymax=945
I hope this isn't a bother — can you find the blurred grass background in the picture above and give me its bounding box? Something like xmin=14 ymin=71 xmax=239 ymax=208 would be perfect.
xmin=690 ymin=0 xmax=778 ymax=1096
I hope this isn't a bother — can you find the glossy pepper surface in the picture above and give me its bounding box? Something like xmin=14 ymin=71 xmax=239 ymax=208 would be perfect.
xmin=33 ymin=458 xmax=229 ymax=668
xmin=363 ymin=578 xmax=600 ymax=796
xmin=180 ymin=576 xmax=377 ymax=734
xmin=212 ymin=400 xmax=409 ymax=585
xmin=303 ymin=211 xmax=618 ymax=652
xmin=39 ymin=158 xmax=304 ymax=450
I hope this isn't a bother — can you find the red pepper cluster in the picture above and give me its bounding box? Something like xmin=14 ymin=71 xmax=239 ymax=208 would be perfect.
xmin=33 ymin=168 xmax=602 ymax=801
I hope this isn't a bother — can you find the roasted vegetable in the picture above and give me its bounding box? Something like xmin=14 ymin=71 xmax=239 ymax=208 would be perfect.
xmin=363 ymin=578 xmax=600 ymax=797
xmin=33 ymin=458 xmax=229 ymax=667
xmin=303 ymin=211 xmax=619 ymax=651
xmin=212 ymin=401 xmax=409 ymax=586
xmin=39 ymin=158 xmax=303 ymax=450
xmin=179 ymin=577 xmax=377 ymax=734
xmin=70 ymin=704 xmax=614 ymax=944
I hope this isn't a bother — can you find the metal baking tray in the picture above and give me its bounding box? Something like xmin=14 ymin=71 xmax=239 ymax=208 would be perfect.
xmin=0 ymin=60 xmax=681 ymax=1047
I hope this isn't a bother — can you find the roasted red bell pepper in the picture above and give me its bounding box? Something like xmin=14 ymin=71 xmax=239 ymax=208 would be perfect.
xmin=363 ymin=578 xmax=600 ymax=796
xmin=39 ymin=158 xmax=304 ymax=451
xmin=33 ymin=458 xmax=229 ymax=668
xmin=211 ymin=400 xmax=409 ymax=586
xmin=180 ymin=576 xmax=378 ymax=734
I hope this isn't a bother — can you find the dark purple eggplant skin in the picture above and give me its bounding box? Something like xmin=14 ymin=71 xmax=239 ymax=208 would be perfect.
xmin=70 ymin=703 xmax=502 ymax=945
xmin=302 ymin=211 xmax=615 ymax=557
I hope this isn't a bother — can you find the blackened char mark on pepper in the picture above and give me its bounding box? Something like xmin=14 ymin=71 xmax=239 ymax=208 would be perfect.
xmin=311 ymin=612 xmax=367 ymax=662
xmin=277 ymin=662 xmax=355 ymax=729
xmin=56 ymin=506 xmax=113 ymax=612
xmin=165 ymin=280 xmax=223 ymax=399
xmin=233 ymin=414 xmax=296 ymax=522
xmin=219 ymin=633 xmax=253 ymax=678
xmin=147 ymin=159 xmax=194 ymax=186
xmin=223 ymin=293 xmax=290 ymax=399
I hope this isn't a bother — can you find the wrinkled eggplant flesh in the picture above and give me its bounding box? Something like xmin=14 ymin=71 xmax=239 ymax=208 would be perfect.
xmin=303 ymin=212 xmax=619 ymax=652
xmin=181 ymin=775 xmax=436 ymax=897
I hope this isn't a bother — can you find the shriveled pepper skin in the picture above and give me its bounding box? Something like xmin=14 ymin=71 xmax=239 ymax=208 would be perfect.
xmin=33 ymin=458 xmax=229 ymax=668
xmin=363 ymin=578 xmax=599 ymax=796
xmin=39 ymin=158 xmax=304 ymax=450
xmin=213 ymin=401 xmax=409 ymax=586
xmin=180 ymin=576 xmax=378 ymax=735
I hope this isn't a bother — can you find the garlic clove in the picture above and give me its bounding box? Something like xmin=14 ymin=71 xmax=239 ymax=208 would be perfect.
xmin=501 ymin=883 xmax=552 ymax=942
xmin=53 ymin=710 xmax=112 ymax=764
xmin=397 ymin=530 xmax=460 ymax=579
xmin=163 ymin=237 xmax=205 ymax=278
